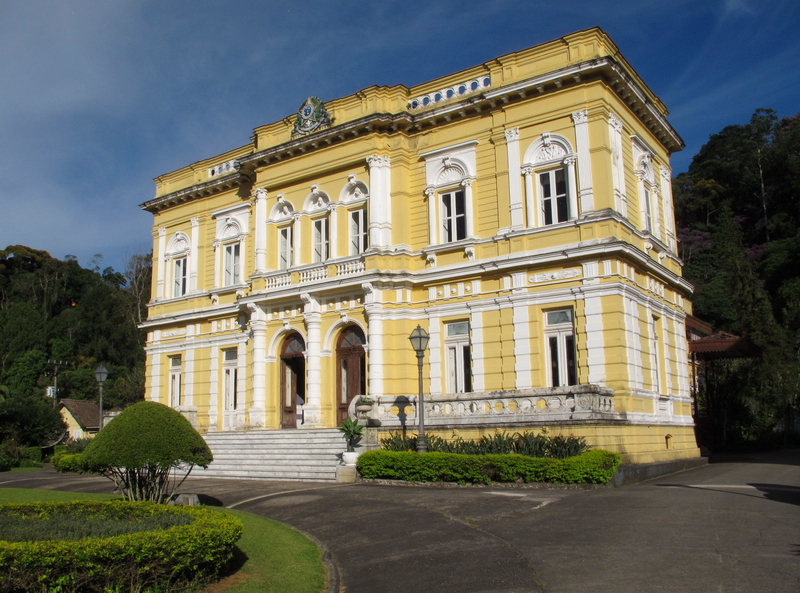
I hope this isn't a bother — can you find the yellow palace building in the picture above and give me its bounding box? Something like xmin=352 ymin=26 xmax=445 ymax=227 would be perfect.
xmin=141 ymin=28 xmax=700 ymax=465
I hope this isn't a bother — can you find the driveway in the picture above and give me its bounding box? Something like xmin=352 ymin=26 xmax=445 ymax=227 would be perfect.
xmin=2 ymin=450 xmax=798 ymax=592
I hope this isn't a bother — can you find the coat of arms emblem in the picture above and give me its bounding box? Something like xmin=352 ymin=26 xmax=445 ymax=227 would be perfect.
xmin=292 ymin=97 xmax=332 ymax=137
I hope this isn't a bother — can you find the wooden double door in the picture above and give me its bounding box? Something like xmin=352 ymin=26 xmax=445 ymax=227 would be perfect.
xmin=336 ymin=327 xmax=366 ymax=425
xmin=279 ymin=327 xmax=366 ymax=428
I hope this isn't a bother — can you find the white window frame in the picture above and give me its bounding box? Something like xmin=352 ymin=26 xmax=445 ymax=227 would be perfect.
xmin=444 ymin=321 xmax=472 ymax=394
xmin=169 ymin=355 xmax=182 ymax=407
xmin=544 ymin=309 xmax=577 ymax=387
xmin=223 ymin=242 xmax=240 ymax=286
xmin=279 ymin=226 xmax=293 ymax=270
xmin=313 ymin=217 xmax=330 ymax=263
xmin=173 ymin=257 xmax=187 ymax=298
xmin=349 ymin=208 xmax=368 ymax=255
xmin=537 ymin=167 xmax=571 ymax=226
xmin=440 ymin=189 xmax=468 ymax=243
xmin=521 ymin=134 xmax=579 ymax=228
xmin=223 ymin=349 xmax=238 ymax=410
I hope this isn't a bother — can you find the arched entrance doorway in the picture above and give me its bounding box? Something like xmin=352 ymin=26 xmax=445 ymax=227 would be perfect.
xmin=336 ymin=326 xmax=366 ymax=424
xmin=281 ymin=333 xmax=306 ymax=428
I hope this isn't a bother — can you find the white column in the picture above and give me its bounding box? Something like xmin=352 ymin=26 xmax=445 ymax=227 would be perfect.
xmin=512 ymin=301 xmax=532 ymax=389
xmin=156 ymin=228 xmax=166 ymax=299
xmin=302 ymin=293 xmax=323 ymax=427
xmin=427 ymin=313 xmax=442 ymax=395
xmin=463 ymin=179 xmax=475 ymax=238
xmin=149 ymin=348 xmax=163 ymax=403
xmin=522 ymin=167 xmax=536 ymax=228
xmin=363 ymin=283 xmax=384 ymax=397
xmin=565 ymin=157 xmax=579 ymax=220
xmin=660 ymin=166 xmax=676 ymax=251
xmin=367 ymin=155 xmax=392 ymax=248
xmin=609 ymin=113 xmax=627 ymax=217
xmin=329 ymin=204 xmax=338 ymax=260
xmin=190 ymin=218 xmax=200 ymax=292
xmin=425 ymin=187 xmax=437 ymax=245
xmin=504 ymin=128 xmax=524 ymax=229
xmin=582 ymin=292 xmax=606 ymax=385
xmin=248 ymin=303 xmax=267 ymax=428
xmin=571 ymin=109 xmax=594 ymax=213
xmin=466 ymin=307 xmax=484 ymax=392
xmin=254 ymin=188 xmax=268 ymax=273
xmin=292 ymin=213 xmax=301 ymax=268
xmin=208 ymin=345 xmax=219 ymax=431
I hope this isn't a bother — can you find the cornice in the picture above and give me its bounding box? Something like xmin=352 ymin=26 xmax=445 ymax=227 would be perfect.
xmin=141 ymin=56 xmax=682 ymax=215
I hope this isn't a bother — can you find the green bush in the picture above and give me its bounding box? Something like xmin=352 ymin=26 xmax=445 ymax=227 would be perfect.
xmin=0 ymin=457 xmax=11 ymax=472
xmin=22 ymin=447 xmax=42 ymax=463
xmin=65 ymin=438 xmax=93 ymax=454
xmin=81 ymin=401 xmax=213 ymax=502
xmin=357 ymin=449 xmax=621 ymax=484
xmin=380 ymin=430 xmax=588 ymax=458
xmin=53 ymin=453 xmax=88 ymax=474
xmin=0 ymin=500 xmax=243 ymax=593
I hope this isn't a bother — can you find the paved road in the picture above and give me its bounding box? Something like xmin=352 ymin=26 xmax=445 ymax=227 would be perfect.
xmin=2 ymin=450 xmax=798 ymax=592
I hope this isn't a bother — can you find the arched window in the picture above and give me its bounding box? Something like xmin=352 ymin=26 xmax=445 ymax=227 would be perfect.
xmin=521 ymin=133 xmax=578 ymax=227
xmin=165 ymin=232 xmax=191 ymax=298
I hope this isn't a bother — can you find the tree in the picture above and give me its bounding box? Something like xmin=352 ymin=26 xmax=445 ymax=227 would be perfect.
xmin=81 ymin=402 xmax=212 ymax=502
xmin=675 ymin=109 xmax=800 ymax=449
xmin=0 ymin=395 xmax=67 ymax=446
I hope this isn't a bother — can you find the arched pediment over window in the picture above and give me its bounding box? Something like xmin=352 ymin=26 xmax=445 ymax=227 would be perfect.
xmin=220 ymin=218 xmax=243 ymax=240
xmin=523 ymin=133 xmax=575 ymax=166
xmin=166 ymin=232 xmax=190 ymax=255
xmin=339 ymin=178 xmax=369 ymax=203
xmin=434 ymin=157 xmax=470 ymax=186
xmin=303 ymin=187 xmax=330 ymax=212
xmin=269 ymin=198 xmax=295 ymax=222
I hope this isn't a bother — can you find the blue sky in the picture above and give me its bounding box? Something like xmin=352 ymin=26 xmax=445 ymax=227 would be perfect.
xmin=1 ymin=0 xmax=798 ymax=273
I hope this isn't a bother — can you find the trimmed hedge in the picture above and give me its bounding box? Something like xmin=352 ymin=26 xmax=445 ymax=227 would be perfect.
xmin=53 ymin=453 xmax=88 ymax=474
xmin=0 ymin=500 xmax=243 ymax=593
xmin=357 ymin=449 xmax=621 ymax=485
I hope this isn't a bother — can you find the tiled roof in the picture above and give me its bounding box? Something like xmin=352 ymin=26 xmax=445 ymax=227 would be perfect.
xmin=59 ymin=399 xmax=100 ymax=431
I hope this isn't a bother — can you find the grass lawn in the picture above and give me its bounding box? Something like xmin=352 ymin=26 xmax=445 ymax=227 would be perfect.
xmin=0 ymin=488 xmax=326 ymax=593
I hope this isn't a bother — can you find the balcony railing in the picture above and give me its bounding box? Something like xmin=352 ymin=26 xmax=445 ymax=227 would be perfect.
xmin=362 ymin=385 xmax=617 ymax=430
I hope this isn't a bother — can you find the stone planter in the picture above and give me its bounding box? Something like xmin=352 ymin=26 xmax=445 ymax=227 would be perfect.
xmin=342 ymin=451 xmax=361 ymax=466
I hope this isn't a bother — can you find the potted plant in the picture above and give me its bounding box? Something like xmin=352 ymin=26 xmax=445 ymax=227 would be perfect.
xmin=355 ymin=396 xmax=374 ymax=413
xmin=338 ymin=417 xmax=364 ymax=465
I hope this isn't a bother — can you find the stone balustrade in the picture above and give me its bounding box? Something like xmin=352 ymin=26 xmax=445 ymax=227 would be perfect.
xmin=299 ymin=266 xmax=328 ymax=283
xmin=362 ymin=385 xmax=617 ymax=430
xmin=265 ymin=273 xmax=291 ymax=289
xmin=337 ymin=259 xmax=365 ymax=276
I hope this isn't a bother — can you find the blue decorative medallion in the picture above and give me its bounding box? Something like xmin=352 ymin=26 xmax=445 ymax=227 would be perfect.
xmin=292 ymin=97 xmax=332 ymax=137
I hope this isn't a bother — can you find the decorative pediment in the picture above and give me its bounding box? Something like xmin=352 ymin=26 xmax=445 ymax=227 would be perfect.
xmin=270 ymin=197 xmax=295 ymax=221
xmin=523 ymin=133 xmax=574 ymax=166
xmin=166 ymin=232 xmax=190 ymax=255
xmin=340 ymin=175 xmax=369 ymax=203
xmin=303 ymin=185 xmax=330 ymax=211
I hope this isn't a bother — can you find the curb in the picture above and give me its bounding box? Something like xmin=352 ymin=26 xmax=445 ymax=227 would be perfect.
xmin=611 ymin=456 xmax=709 ymax=487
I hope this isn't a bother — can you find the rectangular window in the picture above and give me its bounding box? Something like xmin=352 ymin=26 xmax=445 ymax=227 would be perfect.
xmin=539 ymin=169 xmax=569 ymax=225
xmin=279 ymin=226 xmax=293 ymax=270
xmin=350 ymin=209 xmax=368 ymax=255
xmin=173 ymin=257 xmax=187 ymax=297
xmin=169 ymin=355 xmax=182 ymax=407
xmin=651 ymin=316 xmax=662 ymax=394
xmin=224 ymin=243 xmax=240 ymax=285
xmin=445 ymin=321 xmax=472 ymax=393
xmin=313 ymin=218 xmax=329 ymax=263
xmin=223 ymin=349 xmax=238 ymax=410
xmin=441 ymin=190 xmax=467 ymax=243
xmin=643 ymin=187 xmax=653 ymax=233
xmin=545 ymin=309 xmax=577 ymax=387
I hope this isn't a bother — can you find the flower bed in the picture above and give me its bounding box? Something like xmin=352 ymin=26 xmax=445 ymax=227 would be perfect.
xmin=0 ymin=500 xmax=243 ymax=593
xmin=357 ymin=449 xmax=621 ymax=485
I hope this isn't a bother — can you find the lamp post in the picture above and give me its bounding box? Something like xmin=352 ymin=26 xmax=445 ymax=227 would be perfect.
xmin=408 ymin=325 xmax=430 ymax=453
xmin=94 ymin=365 xmax=108 ymax=431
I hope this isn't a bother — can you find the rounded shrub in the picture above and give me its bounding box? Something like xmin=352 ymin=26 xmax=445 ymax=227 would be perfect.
xmin=81 ymin=401 xmax=213 ymax=502
xmin=0 ymin=500 xmax=243 ymax=593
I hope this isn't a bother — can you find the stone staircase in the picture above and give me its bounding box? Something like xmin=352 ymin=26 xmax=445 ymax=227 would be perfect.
xmin=194 ymin=429 xmax=345 ymax=482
